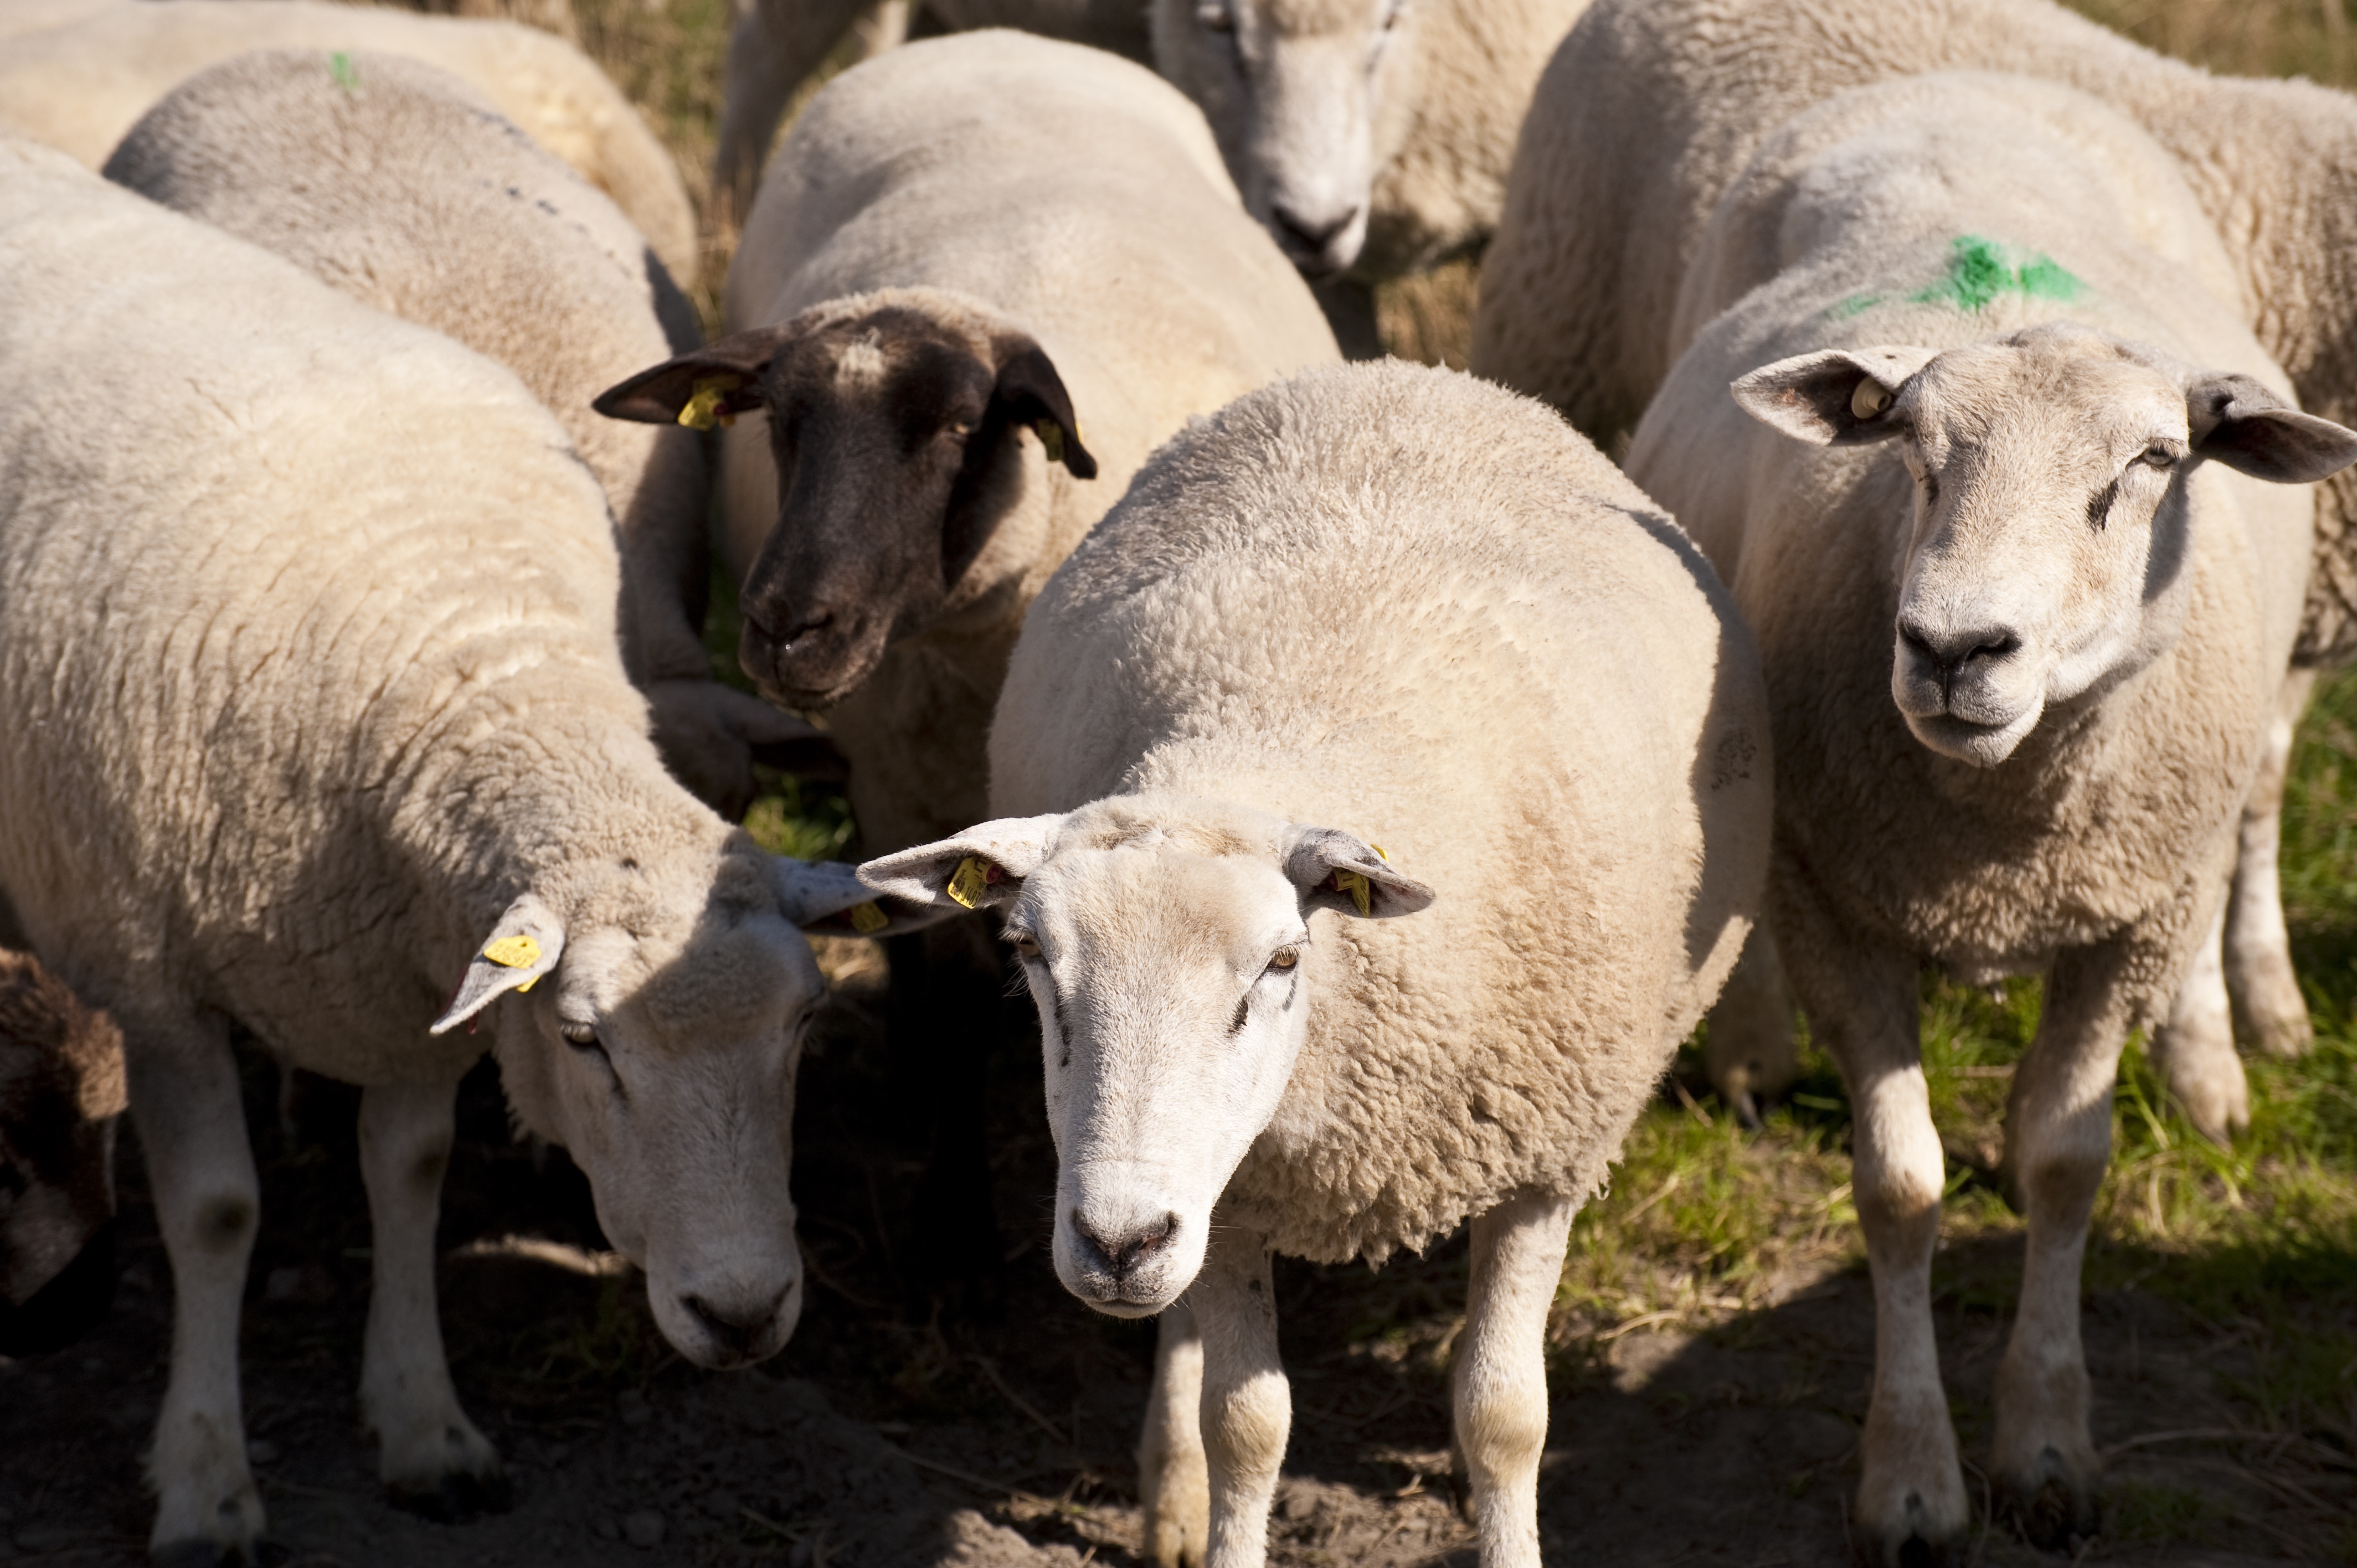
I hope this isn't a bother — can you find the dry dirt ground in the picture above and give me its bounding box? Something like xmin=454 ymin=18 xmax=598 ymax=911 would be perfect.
xmin=2 ymin=948 xmax=2348 ymax=1568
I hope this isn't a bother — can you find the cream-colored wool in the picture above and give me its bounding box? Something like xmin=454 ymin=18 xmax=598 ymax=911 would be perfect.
xmin=0 ymin=0 xmax=696 ymax=286
xmin=722 ymin=30 xmax=1337 ymax=855
xmin=102 ymin=49 xmax=806 ymax=818
xmin=0 ymin=137 xmax=888 ymax=1561
xmin=1621 ymin=74 xmax=2337 ymax=1560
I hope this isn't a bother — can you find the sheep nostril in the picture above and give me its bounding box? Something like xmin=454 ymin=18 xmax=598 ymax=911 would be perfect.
xmin=681 ymin=1291 xmax=781 ymax=1357
xmin=1269 ymin=202 xmax=1360 ymax=259
xmin=1071 ymin=1210 xmax=1179 ymax=1275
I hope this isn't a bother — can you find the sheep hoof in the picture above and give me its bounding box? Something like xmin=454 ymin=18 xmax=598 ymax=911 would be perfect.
xmin=386 ymin=1467 xmax=513 ymax=1523
xmin=150 ymin=1538 xmax=285 ymax=1567
xmin=1852 ymin=1488 xmax=1962 ymax=1568
xmin=1996 ymin=1446 xmax=2099 ymax=1552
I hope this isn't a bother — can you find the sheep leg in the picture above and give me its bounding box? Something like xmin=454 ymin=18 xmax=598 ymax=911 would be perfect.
xmin=1774 ymin=885 xmax=1965 ymax=1566
xmin=357 ymin=1079 xmax=507 ymax=1518
xmin=1704 ymin=925 xmax=1798 ymax=1124
xmin=1988 ymin=936 xmax=2143 ymax=1550
xmin=1454 ymin=1191 xmax=1575 ymax=1568
xmin=1192 ymin=1222 xmax=1288 ymax=1568
xmin=131 ymin=1010 xmax=268 ymax=1560
xmin=713 ymin=0 xmax=874 ymax=231
xmin=1139 ymin=1300 xmax=1210 ymax=1568
xmin=2223 ymin=666 xmax=2314 ymax=1058
xmin=2145 ymin=901 xmax=2248 ymax=1143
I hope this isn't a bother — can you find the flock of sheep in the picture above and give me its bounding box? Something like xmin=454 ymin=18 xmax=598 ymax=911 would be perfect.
xmin=0 ymin=0 xmax=2353 ymax=1565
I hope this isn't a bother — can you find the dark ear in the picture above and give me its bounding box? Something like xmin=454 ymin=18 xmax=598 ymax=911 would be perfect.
xmin=593 ymin=324 xmax=802 ymax=430
xmin=2186 ymin=373 xmax=2357 ymax=484
xmin=1282 ymin=827 xmax=1434 ymax=920
xmin=1730 ymin=346 xmax=1939 ymax=446
xmin=990 ymin=337 xmax=1097 ymax=479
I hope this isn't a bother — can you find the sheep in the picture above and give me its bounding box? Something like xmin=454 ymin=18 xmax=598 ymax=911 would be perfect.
xmin=597 ymin=30 xmax=1337 ymax=1285
xmin=101 ymin=48 xmax=827 ymax=822
xmin=1616 ymin=71 xmax=2357 ymax=1559
xmin=0 ymin=949 xmax=126 ymax=1360
xmin=0 ymin=135 xmax=929 ymax=1559
xmin=0 ymin=0 xmax=697 ymax=287
xmin=712 ymin=0 xmax=1153 ymax=233
xmin=1149 ymin=0 xmax=1588 ymax=354
xmin=1474 ymin=0 xmax=2357 ymax=1113
xmin=860 ymin=358 xmax=1772 ymax=1568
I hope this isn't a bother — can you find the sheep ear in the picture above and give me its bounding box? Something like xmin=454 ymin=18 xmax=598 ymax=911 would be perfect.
xmin=591 ymin=324 xmax=800 ymax=430
xmin=767 ymin=856 xmax=956 ymax=936
xmin=1283 ymin=827 xmax=1434 ymax=919
xmin=990 ymin=336 xmax=1097 ymax=479
xmin=2186 ymin=373 xmax=2357 ymax=484
xmin=857 ymin=815 xmax=1064 ymax=912
xmin=432 ymin=895 xmax=566 ymax=1035
xmin=1731 ymin=346 xmax=1937 ymax=446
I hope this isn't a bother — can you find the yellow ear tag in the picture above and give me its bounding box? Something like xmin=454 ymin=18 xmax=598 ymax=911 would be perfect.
xmin=946 ymin=855 xmax=993 ymax=910
xmin=1371 ymin=843 xmax=1388 ymax=862
xmin=678 ymin=375 xmax=743 ymax=432
xmin=1334 ymin=868 xmax=1372 ymax=916
xmin=848 ymin=901 xmax=889 ymax=935
xmin=1035 ymin=420 xmax=1065 ymax=465
xmin=481 ymin=933 xmax=543 ymax=992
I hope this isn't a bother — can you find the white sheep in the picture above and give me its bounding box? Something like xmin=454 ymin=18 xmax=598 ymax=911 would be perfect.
xmin=712 ymin=0 xmax=1152 ymax=231
xmin=1475 ymin=0 xmax=2357 ymax=1117
xmin=0 ymin=948 xmax=126 ymax=1359
xmin=1619 ymin=72 xmax=2357 ymax=1560
xmin=862 ymin=359 xmax=1772 ymax=1568
xmin=101 ymin=48 xmax=826 ymax=822
xmin=1150 ymin=0 xmax=1588 ymax=352
xmin=0 ymin=135 xmax=924 ymax=1560
xmin=0 ymin=0 xmax=697 ymax=286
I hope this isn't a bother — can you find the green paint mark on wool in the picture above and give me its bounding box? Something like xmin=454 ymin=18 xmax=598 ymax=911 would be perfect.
xmin=329 ymin=51 xmax=359 ymax=92
xmin=1910 ymin=236 xmax=2083 ymax=312
xmin=1829 ymin=292 xmax=1883 ymax=320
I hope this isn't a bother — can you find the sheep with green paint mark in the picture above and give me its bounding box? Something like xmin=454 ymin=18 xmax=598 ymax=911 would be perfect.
xmin=1622 ymin=71 xmax=2357 ymax=1564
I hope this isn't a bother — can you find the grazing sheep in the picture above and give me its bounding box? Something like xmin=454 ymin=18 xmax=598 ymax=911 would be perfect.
xmin=0 ymin=950 xmax=126 ymax=1360
xmin=1151 ymin=0 xmax=1587 ymax=353
xmin=1475 ymin=0 xmax=2357 ymax=1101
xmin=712 ymin=0 xmax=1152 ymax=233
xmin=1620 ymin=73 xmax=2356 ymax=1559
xmin=862 ymin=359 xmax=1772 ymax=1568
xmin=0 ymin=135 xmax=924 ymax=1559
xmin=0 ymin=0 xmax=697 ymax=286
xmin=102 ymin=49 xmax=828 ymax=821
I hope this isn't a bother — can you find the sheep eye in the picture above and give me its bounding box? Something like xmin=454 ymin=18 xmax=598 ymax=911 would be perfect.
xmin=943 ymin=418 xmax=977 ymax=440
xmin=1197 ymin=3 xmax=1234 ymax=30
xmin=1010 ymin=932 xmax=1041 ymax=960
xmin=1267 ymin=947 xmax=1300 ymax=972
xmin=559 ymin=1020 xmax=600 ymax=1050
xmin=2140 ymin=444 xmax=2178 ymax=470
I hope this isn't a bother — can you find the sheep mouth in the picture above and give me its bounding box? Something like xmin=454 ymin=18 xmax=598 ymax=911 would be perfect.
xmin=1903 ymin=707 xmax=2039 ymax=768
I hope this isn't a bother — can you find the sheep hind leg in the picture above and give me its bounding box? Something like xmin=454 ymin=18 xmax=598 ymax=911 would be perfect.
xmin=1705 ymin=925 xmax=1799 ymax=1125
xmin=1139 ymin=1301 xmax=1210 ymax=1567
xmin=358 ymin=1079 xmax=507 ymax=1519
xmin=1194 ymin=1221 xmax=1289 ymax=1568
xmin=2145 ymin=902 xmax=2248 ymax=1143
xmin=1454 ymin=1191 xmax=1576 ymax=1568
xmin=2225 ymin=666 xmax=2315 ymax=1059
xmin=132 ymin=1010 xmax=267 ymax=1563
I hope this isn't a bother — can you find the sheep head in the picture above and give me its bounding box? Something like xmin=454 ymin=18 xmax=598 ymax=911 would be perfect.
xmin=1154 ymin=0 xmax=1421 ymax=279
xmin=1733 ymin=323 xmax=2357 ymax=766
xmin=594 ymin=290 xmax=1094 ymax=711
xmin=860 ymin=795 xmax=1430 ymax=1316
xmin=0 ymin=951 xmax=125 ymax=1356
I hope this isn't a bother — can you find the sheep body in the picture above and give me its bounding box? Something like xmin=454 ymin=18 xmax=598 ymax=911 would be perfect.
xmin=0 ymin=0 xmax=696 ymax=285
xmin=0 ymin=136 xmax=876 ymax=1559
xmin=1620 ymin=73 xmax=2337 ymax=1557
xmin=102 ymin=49 xmax=815 ymax=819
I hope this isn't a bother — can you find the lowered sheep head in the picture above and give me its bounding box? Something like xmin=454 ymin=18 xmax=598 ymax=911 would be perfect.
xmin=1154 ymin=0 xmax=1421 ymax=278
xmin=0 ymin=951 xmax=126 ymax=1357
xmin=594 ymin=291 xmax=1095 ymax=711
xmin=433 ymin=846 xmax=935 ymax=1369
xmin=1733 ymin=324 xmax=2357 ymax=766
xmin=860 ymin=796 xmax=1432 ymax=1316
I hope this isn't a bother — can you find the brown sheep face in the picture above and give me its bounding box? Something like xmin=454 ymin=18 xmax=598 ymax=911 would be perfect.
xmin=594 ymin=303 xmax=1095 ymax=712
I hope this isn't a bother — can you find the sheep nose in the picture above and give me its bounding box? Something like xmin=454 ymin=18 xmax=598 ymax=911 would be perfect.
xmin=1070 ymin=1210 xmax=1178 ymax=1278
xmin=681 ymin=1288 xmax=786 ymax=1360
xmin=1269 ymin=201 xmax=1360 ymax=262
xmin=1898 ymin=617 xmax=2020 ymax=683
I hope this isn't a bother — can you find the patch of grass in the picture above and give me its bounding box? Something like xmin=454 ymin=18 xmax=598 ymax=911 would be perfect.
xmin=2063 ymin=0 xmax=2357 ymax=86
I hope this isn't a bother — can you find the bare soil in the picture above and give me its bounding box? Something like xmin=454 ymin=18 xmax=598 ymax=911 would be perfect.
xmin=2 ymin=947 xmax=2348 ymax=1567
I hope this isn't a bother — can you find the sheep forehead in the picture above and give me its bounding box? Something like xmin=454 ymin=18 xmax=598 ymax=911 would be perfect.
xmin=559 ymin=861 xmax=812 ymax=1045
xmin=1253 ymin=0 xmax=1390 ymax=37
xmin=771 ymin=307 xmax=992 ymax=423
xmin=1029 ymin=845 xmax=1295 ymax=985
xmin=1913 ymin=332 xmax=2185 ymax=468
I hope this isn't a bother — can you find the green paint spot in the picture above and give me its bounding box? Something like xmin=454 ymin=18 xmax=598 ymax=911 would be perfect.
xmin=329 ymin=51 xmax=358 ymax=92
xmin=1829 ymin=292 xmax=1883 ymax=321
xmin=1910 ymin=235 xmax=2082 ymax=313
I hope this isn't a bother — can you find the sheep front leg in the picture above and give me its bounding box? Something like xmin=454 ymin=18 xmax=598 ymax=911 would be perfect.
xmin=130 ymin=1011 xmax=268 ymax=1560
xmin=1454 ymin=1191 xmax=1575 ymax=1568
xmin=2224 ymin=667 xmax=2314 ymax=1058
xmin=1140 ymin=1300 xmax=1210 ymax=1567
xmin=1192 ymin=1221 xmax=1288 ymax=1568
xmin=358 ymin=1079 xmax=507 ymax=1518
xmin=1989 ymin=937 xmax=2144 ymax=1550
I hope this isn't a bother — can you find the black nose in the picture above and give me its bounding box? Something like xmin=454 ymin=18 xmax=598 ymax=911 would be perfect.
xmin=1269 ymin=201 xmax=1360 ymax=261
xmin=1070 ymin=1211 xmax=1177 ymax=1278
xmin=681 ymin=1289 xmax=785 ymax=1359
xmin=1898 ymin=618 xmax=2020 ymax=685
